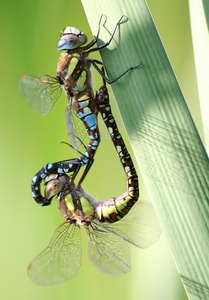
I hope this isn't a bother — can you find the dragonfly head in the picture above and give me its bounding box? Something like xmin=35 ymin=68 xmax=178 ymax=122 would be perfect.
xmin=57 ymin=27 xmax=87 ymax=50
xmin=44 ymin=174 xmax=69 ymax=200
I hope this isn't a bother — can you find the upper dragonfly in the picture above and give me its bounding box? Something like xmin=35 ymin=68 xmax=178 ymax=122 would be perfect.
xmin=19 ymin=16 xmax=141 ymax=198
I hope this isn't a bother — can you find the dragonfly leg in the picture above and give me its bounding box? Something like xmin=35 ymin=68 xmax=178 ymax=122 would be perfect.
xmin=87 ymin=15 xmax=125 ymax=54
xmin=77 ymin=159 xmax=94 ymax=186
xmin=83 ymin=14 xmax=107 ymax=50
xmin=92 ymin=60 xmax=142 ymax=84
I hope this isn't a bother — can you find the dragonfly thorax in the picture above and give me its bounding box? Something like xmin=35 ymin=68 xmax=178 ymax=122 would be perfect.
xmin=59 ymin=187 xmax=95 ymax=225
xmin=44 ymin=176 xmax=95 ymax=225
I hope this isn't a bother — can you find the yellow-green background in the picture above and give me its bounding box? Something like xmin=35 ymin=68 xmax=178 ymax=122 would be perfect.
xmin=1 ymin=0 xmax=197 ymax=299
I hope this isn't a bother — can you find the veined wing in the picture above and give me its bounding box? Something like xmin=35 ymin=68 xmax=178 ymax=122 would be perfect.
xmin=65 ymin=103 xmax=88 ymax=151
xmin=107 ymin=201 xmax=162 ymax=249
xmin=19 ymin=74 xmax=62 ymax=115
xmin=87 ymin=221 xmax=130 ymax=275
xmin=28 ymin=222 xmax=81 ymax=285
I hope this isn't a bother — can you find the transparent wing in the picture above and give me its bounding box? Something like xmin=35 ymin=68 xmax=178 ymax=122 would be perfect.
xmin=19 ymin=74 xmax=62 ymax=115
xmin=107 ymin=201 xmax=162 ymax=249
xmin=28 ymin=222 xmax=82 ymax=285
xmin=87 ymin=221 xmax=130 ymax=275
xmin=66 ymin=103 xmax=88 ymax=151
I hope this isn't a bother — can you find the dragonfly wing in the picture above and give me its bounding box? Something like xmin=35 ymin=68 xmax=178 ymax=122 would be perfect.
xmin=19 ymin=74 xmax=62 ymax=115
xmin=28 ymin=222 xmax=81 ymax=285
xmin=65 ymin=102 xmax=89 ymax=151
xmin=109 ymin=201 xmax=162 ymax=248
xmin=87 ymin=221 xmax=130 ymax=275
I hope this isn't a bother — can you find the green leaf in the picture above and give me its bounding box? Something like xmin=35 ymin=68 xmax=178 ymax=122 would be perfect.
xmin=188 ymin=0 xmax=209 ymax=154
xmin=82 ymin=0 xmax=209 ymax=299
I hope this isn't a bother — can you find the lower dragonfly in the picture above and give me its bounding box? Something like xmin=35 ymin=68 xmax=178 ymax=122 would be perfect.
xmin=19 ymin=16 xmax=140 ymax=206
xmin=27 ymin=79 xmax=161 ymax=285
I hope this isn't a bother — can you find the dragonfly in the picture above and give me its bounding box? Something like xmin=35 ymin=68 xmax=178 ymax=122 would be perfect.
xmin=20 ymin=15 xmax=141 ymax=205
xmin=27 ymin=79 xmax=161 ymax=285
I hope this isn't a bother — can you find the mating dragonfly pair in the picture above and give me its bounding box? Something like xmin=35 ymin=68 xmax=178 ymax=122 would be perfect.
xmin=19 ymin=15 xmax=161 ymax=285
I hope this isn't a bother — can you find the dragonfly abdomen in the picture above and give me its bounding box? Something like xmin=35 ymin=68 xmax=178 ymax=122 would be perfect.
xmin=95 ymin=170 xmax=138 ymax=223
xmin=93 ymin=83 xmax=139 ymax=223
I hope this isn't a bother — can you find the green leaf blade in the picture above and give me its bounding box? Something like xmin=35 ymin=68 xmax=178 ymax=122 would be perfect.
xmin=82 ymin=1 xmax=209 ymax=299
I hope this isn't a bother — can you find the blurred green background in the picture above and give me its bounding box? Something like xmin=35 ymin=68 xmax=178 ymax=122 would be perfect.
xmin=1 ymin=0 xmax=198 ymax=299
